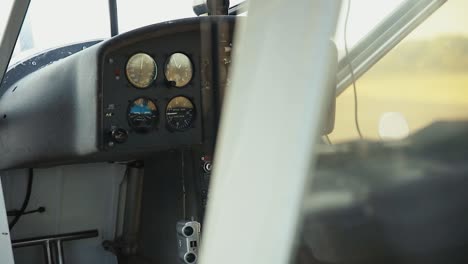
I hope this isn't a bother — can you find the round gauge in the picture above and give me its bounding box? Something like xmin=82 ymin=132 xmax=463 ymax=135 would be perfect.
xmin=128 ymin=97 xmax=158 ymax=132
xmin=165 ymin=53 xmax=193 ymax=87
xmin=126 ymin=53 xmax=157 ymax=88
xmin=166 ymin=96 xmax=195 ymax=131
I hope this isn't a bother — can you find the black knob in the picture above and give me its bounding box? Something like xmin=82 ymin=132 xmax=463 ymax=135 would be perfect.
xmin=111 ymin=128 xmax=128 ymax=144
xmin=185 ymin=253 xmax=196 ymax=263
xmin=183 ymin=226 xmax=194 ymax=237
xmin=203 ymin=161 xmax=212 ymax=173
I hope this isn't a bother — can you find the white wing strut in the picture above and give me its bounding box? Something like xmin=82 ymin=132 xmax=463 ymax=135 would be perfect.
xmin=200 ymin=1 xmax=342 ymax=264
xmin=0 ymin=0 xmax=31 ymax=86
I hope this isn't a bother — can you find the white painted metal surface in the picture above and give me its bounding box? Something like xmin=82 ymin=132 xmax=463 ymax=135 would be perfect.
xmin=1 ymin=164 xmax=124 ymax=264
xmin=200 ymin=1 xmax=342 ymax=264
xmin=0 ymin=179 xmax=14 ymax=264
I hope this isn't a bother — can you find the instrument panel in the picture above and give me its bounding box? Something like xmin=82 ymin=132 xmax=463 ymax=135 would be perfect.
xmin=0 ymin=16 xmax=236 ymax=169
xmin=99 ymin=17 xmax=236 ymax=154
xmin=124 ymin=52 xmax=196 ymax=133
xmin=101 ymin=32 xmax=204 ymax=151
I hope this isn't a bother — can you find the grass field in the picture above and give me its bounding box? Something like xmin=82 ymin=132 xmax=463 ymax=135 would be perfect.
xmin=329 ymin=72 xmax=468 ymax=143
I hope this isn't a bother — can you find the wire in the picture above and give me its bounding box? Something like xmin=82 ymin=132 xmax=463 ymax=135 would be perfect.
xmin=344 ymin=0 xmax=363 ymax=139
xmin=181 ymin=149 xmax=187 ymax=220
xmin=7 ymin=206 xmax=45 ymax=217
xmin=9 ymin=168 xmax=34 ymax=230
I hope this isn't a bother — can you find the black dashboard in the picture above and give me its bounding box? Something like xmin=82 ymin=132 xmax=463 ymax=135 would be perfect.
xmin=100 ymin=22 xmax=205 ymax=152
xmin=0 ymin=16 xmax=236 ymax=169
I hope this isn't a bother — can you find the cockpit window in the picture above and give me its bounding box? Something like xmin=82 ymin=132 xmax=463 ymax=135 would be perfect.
xmin=117 ymin=0 xmax=195 ymax=33
xmin=2 ymin=0 xmax=456 ymax=71
xmin=3 ymin=0 xmax=407 ymax=66
xmin=7 ymin=0 xmax=110 ymax=66
xmin=331 ymin=0 xmax=468 ymax=143
xmin=3 ymin=0 xmax=423 ymax=68
xmin=5 ymin=0 xmax=203 ymax=66
xmin=334 ymin=0 xmax=406 ymax=58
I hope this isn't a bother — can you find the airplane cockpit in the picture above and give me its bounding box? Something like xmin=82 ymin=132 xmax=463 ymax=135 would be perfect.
xmin=1 ymin=0 xmax=467 ymax=263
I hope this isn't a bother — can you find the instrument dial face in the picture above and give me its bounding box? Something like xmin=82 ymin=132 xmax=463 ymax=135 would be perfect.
xmin=164 ymin=53 xmax=193 ymax=87
xmin=128 ymin=97 xmax=158 ymax=132
xmin=166 ymin=96 xmax=195 ymax=131
xmin=126 ymin=53 xmax=157 ymax=88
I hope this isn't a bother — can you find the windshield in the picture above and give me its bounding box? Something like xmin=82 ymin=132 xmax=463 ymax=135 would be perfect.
xmin=1 ymin=0 xmax=424 ymax=67
xmin=334 ymin=0 xmax=406 ymax=57
xmin=331 ymin=0 xmax=468 ymax=143
xmin=117 ymin=0 xmax=195 ymax=33
xmin=2 ymin=0 xmax=199 ymax=67
xmin=3 ymin=0 xmax=110 ymax=66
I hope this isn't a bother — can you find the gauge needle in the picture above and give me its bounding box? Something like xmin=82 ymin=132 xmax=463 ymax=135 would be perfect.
xmin=174 ymin=57 xmax=181 ymax=69
xmin=140 ymin=59 xmax=143 ymax=70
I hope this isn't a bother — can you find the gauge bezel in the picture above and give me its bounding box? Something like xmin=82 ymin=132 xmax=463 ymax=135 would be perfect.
xmin=127 ymin=96 xmax=160 ymax=133
xmin=125 ymin=53 xmax=158 ymax=89
xmin=165 ymin=95 xmax=196 ymax=132
xmin=164 ymin=52 xmax=194 ymax=88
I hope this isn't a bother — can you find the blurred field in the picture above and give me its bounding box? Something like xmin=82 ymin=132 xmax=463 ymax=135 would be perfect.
xmin=330 ymin=72 xmax=468 ymax=143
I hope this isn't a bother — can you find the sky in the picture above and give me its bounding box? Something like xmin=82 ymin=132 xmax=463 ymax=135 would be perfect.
xmin=1 ymin=0 xmax=468 ymax=63
xmin=335 ymin=0 xmax=406 ymax=48
xmin=408 ymin=0 xmax=468 ymax=39
xmin=335 ymin=0 xmax=468 ymax=50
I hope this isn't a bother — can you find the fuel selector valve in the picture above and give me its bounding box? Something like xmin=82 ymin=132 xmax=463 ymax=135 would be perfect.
xmin=110 ymin=128 xmax=128 ymax=144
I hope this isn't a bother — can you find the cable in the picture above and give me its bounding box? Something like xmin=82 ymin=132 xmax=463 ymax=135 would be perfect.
xmin=9 ymin=168 xmax=34 ymax=230
xmin=344 ymin=0 xmax=363 ymax=139
xmin=324 ymin=135 xmax=333 ymax=145
xmin=7 ymin=206 xmax=45 ymax=217
xmin=181 ymin=149 xmax=186 ymax=220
